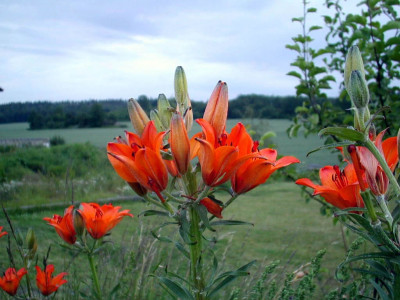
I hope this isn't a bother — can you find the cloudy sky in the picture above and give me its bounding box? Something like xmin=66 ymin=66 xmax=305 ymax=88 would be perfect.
xmin=0 ymin=0 xmax=359 ymax=103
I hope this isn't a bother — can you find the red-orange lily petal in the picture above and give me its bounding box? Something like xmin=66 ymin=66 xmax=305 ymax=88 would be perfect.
xmin=107 ymin=142 xmax=138 ymax=183
xmin=203 ymin=81 xmax=228 ymax=137
xmin=196 ymin=137 xmax=239 ymax=186
xmin=43 ymin=205 xmax=76 ymax=244
xmin=296 ymin=164 xmax=364 ymax=209
xmin=170 ymin=113 xmax=190 ymax=175
xmin=200 ymin=198 xmax=223 ymax=219
xmin=36 ymin=264 xmax=67 ymax=296
xmin=0 ymin=268 xmax=27 ymax=296
xmin=232 ymin=148 xmax=299 ymax=194
xmin=78 ymin=203 xmax=133 ymax=239
xmin=0 ymin=226 xmax=7 ymax=239
xmin=382 ymin=136 xmax=398 ymax=171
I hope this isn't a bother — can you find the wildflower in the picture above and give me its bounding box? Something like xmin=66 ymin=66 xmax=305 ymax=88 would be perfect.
xmin=36 ymin=264 xmax=67 ymax=296
xmin=78 ymin=203 xmax=133 ymax=239
xmin=0 ymin=226 xmax=7 ymax=239
xmin=200 ymin=197 xmax=223 ymax=219
xmin=0 ymin=268 xmax=27 ymax=296
xmin=44 ymin=205 xmax=76 ymax=244
xmin=203 ymin=81 xmax=228 ymax=137
xmin=296 ymin=164 xmax=364 ymax=210
xmin=170 ymin=113 xmax=190 ymax=175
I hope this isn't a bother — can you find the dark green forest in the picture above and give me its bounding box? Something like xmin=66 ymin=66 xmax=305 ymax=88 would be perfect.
xmin=0 ymin=95 xmax=347 ymax=129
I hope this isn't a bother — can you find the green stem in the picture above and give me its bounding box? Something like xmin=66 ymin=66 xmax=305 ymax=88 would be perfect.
xmin=23 ymin=258 xmax=32 ymax=298
xmin=189 ymin=206 xmax=205 ymax=300
xmin=88 ymin=253 xmax=102 ymax=300
xmin=194 ymin=186 xmax=211 ymax=204
xmin=143 ymin=194 xmax=166 ymax=209
xmin=376 ymin=194 xmax=393 ymax=229
xmin=364 ymin=139 xmax=400 ymax=196
xmin=362 ymin=191 xmax=378 ymax=223
xmin=371 ymin=221 xmax=400 ymax=254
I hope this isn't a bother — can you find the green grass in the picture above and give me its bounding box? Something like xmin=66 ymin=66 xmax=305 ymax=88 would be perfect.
xmin=0 ymin=182 xmax=351 ymax=298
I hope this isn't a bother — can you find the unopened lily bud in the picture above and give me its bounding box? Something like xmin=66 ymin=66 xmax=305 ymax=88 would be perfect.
xmin=73 ymin=210 xmax=85 ymax=237
xmin=170 ymin=113 xmax=190 ymax=175
xmin=150 ymin=109 xmax=164 ymax=131
xmin=26 ymin=228 xmax=38 ymax=259
xmin=174 ymin=67 xmax=193 ymax=131
xmin=369 ymin=124 xmax=376 ymax=141
xmin=157 ymin=94 xmax=174 ymax=130
xmin=348 ymin=70 xmax=369 ymax=109
xmin=128 ymin=98 xmax=150 ymax=135
xmin=344 ymin=45 xmax=365 ymax=90
xmin=174 ymin=66 xmax=188 ymax=108
xmin=203 ymin=81 xmax=228 ymax=137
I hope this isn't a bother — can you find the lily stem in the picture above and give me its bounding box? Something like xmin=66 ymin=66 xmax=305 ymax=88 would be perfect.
xmin=189 ymin=206 xmax=205 ymax=300
xmin=87 ymin=253 xmax=102 ymax=300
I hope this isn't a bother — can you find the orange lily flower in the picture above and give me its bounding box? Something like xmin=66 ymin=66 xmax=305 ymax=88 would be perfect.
xmin=203 ymin=81 xmax=228 ymax=137
xmin=0 ymin=268 xmax=27 ymax=296
xmin=200 ymin=197 xmax=223 ymax=219
xmin=108 ymin=121 xmax=169 ymax=201
xmin=0 ymin=226 xmax=7 ymax=239
xmin=44 ymin=205 xmax=76 ymax=244
xmin=344 ymin=130 xmax=398 ymax=196
xmin=296 ymin=164 xmax=364 ymax=210
xmin=36 ymin=264 xmax=67 ymax=296
xmin=232 ymin=148 xmax=300 ymax=194
xmin=170 ymin=112 xmax=190 ymax=175
xmin=78 ymin=203 xmax=133 ymax=239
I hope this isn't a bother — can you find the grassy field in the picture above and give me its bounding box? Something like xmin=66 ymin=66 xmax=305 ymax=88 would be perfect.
xmin=0 ymin=119 xmax=338 ymax=169
xmin=1 ymin=182 xmax=353 ymax=298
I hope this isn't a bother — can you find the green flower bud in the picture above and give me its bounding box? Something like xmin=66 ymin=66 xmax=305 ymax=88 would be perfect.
xmin=174 ymin=66 xmax=188 ymax=108
xmin=157 ymin=94 xmax=173 ymax=129
xmin=344 ymin=45 xmax=365 ymax=91
xmin=174 ymin=66 xmax=193 ymax=131
xmin=127 ymin=98 xmax=150 ymax=135
xmin=73 ymin=210 xmax=85 ymax=237
xmin=150 ymin=109 xmax=164 ymax=131
xmin=26 ymin=228 xmax=38 ymax=259
xmin=348 ymin=70 xmax=369 ymax=109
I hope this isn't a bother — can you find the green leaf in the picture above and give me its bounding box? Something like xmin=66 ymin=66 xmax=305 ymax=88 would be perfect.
xmin=207 ymin=260 xmax=256 ymax=298
xmin=309 ymin=25 xmax=322 ymax=32
xmin=306 ymin=141 xmax=355 ymax=157
xmin=286 ymin=71 xmax=302 ymax=79
xmin=153 ymin=276 xmax=194 ymax=300
xmin=196 ymin=204 xmax=215 ymax=232
xmin=285 ymin=44 xmax=301 ymax=53
xmin=386 ymin=36 xmax=400 ymax=47
xmin=210 ymin=220 xmax=254 ymax=226
xmin=318 ymin=127 xmax=365 ymax=142
xmin=174 ymin=241 xmax=190 ymax=259
xmin=138 ymin=210 xmax=170 ymax=217
xmin=307 ymin=7 xmax=317 ymax=13
xmin=382 ymin=21 xmax=400 ymax=32
xmin=288 ymin=124 xmax=301 ymax=138
xmin=292 ymin=17 xmax=304 ymax=23
xmin=370 ymin=278 xmax=391 ymax=300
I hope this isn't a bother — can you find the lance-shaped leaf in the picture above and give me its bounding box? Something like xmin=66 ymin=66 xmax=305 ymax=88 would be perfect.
xmin=318 ymin=127 xmax=365 ymax=142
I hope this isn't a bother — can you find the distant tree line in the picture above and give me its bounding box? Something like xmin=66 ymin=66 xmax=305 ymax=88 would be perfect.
xmin=0 ymin=95 xmax=345 ymax=129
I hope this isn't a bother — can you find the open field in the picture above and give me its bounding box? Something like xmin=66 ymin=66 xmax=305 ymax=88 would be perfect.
xmin=0 ymin=119 xmax=338 ymax=169
xmin=1 ymin=182 xmax=353 ymax=298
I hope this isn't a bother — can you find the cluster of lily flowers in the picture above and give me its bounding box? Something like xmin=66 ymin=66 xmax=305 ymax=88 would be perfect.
xmin=107 ymin=77 xmax=300 ymax=218
xmin=296 ymin=131 xmax=398 ymax=210
xmin=0 ymin=227 xmax=67 ymax=297
xmin=0 ymin=203 xmax=133 ymax=297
